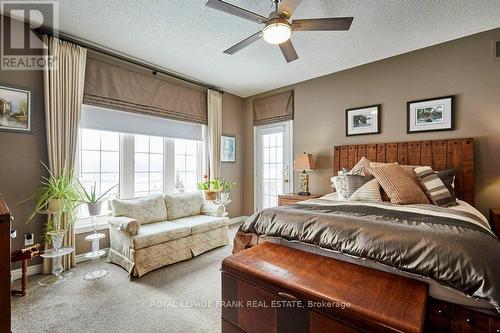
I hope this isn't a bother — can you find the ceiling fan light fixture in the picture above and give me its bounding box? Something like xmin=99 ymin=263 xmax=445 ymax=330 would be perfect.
xmin=263 ymin=18 xmax=292 ymax=44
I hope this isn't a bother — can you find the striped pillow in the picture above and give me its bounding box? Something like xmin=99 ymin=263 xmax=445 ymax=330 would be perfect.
xmin=414 ymin=166 xmax=457 ymax=207
xmin=348 ymin=178 xmax=382 ymax=202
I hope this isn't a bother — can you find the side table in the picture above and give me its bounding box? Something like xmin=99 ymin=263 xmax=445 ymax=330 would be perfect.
xmin=84 ymin=232 xmax=108 ymax=281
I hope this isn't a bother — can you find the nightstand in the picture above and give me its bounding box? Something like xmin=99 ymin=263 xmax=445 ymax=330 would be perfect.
xmin=278 ymin=193 xmax=323 ymax=206
xmin=489 ymin=208 xmax=500 ymax=238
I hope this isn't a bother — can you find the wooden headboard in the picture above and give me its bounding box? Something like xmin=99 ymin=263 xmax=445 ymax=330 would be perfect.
xmin=333 ymin=138 xmax=474 ymax=205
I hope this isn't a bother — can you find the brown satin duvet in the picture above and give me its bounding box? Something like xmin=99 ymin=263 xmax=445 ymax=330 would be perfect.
xmin=234 ymin=200 xmax=500 ymax=312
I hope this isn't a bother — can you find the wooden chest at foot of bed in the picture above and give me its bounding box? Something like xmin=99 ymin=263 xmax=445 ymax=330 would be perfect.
xmin=221 ymin=242 xmax=429 ymax=333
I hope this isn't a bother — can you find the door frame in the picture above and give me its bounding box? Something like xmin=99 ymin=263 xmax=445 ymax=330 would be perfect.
xmin=253 ymin=120 xmax=293 ymax=212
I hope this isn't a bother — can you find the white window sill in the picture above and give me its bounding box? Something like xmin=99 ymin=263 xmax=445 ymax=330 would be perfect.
xmin=74 ymin=214 xmax=111 ymax=234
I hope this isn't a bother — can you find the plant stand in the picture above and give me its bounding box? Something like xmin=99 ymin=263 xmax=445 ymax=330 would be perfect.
xmin=39 ymin=247 xmax=75 ymax=286
xmin=83 ymin=232 xmax=108 ymax=281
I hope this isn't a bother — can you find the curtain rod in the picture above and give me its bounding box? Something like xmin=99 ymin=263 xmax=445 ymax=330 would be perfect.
xmin=36 ymin=27 xmax=224 ymax=94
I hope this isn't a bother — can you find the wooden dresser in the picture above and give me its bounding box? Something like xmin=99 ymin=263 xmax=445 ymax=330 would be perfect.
xmin=278 ymin=193 xmax=323 ymax=206
xmin=221 ymin=242 xmax=428 ymax=333
xmin=0 ymin=197 xmax=11 ymax=332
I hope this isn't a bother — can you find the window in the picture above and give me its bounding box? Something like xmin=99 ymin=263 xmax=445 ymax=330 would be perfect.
xmin=174 ymin=139 xmax=200 ymax=193
xmin=78 ymin=129 xmax=120 ymax=217
xmin=77 ymin=129 xmax=204 ymax=218
xmin=134 ymin=135 xmax=164 ymax=197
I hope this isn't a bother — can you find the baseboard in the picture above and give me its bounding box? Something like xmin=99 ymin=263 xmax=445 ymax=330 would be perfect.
xmin=11 ymin=264 xmax=42 ymax=282
xmin=76 ymin=248 xmax=110 ymax=264
xmin=229 ymin=216 xmax=248 ymax=225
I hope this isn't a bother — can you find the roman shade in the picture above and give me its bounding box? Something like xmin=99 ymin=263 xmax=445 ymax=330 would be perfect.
xmin=253 ymin=90 xmax=294 ymax=126
xmin=81 ymin=104 xmax=204 ymax=141
xmin=83 ymin=58 xmax=207 ymax=124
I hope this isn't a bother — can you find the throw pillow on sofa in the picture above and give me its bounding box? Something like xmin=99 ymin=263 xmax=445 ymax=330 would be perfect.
xmin=110 ymin=194 xmax=168 ymax=224
xmin=164 ymin=192 xmax=204 ymax=220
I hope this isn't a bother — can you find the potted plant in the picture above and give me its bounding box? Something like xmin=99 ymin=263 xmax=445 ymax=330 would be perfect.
xmin=26 ymin=163 xmax=80 ymax=248
xmin=197 ymin=175 xmax=220 ymax=201
xmin=218 ymin=178 xmax=236 ymax=204
xmin=77 ymin=180 xmax=118 ymax=216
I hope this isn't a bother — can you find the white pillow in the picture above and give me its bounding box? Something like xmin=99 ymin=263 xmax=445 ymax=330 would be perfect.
xmin=110 ymin=195 xmax=168 ymax=224
xmin=330 ymin=176 xmax=347 ymax=200
xmin=164 ymin=192 xmax=204 ymax=220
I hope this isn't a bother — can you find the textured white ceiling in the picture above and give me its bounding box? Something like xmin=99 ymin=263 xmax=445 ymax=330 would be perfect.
xmin=42 ymin=1 xmax=500 ymax=97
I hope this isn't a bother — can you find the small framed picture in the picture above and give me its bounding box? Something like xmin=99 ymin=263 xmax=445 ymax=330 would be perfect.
xmin=0 ymin=84 xmax=33 ymax=133
xmin=345 ymin=104 xmax=381 ymax=136
xmin=407 ymin=96 xmax=454 ymax=133
xmin=221 ymin=134 xmax=236 ymax=162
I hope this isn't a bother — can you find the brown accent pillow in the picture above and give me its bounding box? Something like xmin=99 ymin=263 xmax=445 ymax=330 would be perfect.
xmin=369 ymin=163 xmax=430 ymax=205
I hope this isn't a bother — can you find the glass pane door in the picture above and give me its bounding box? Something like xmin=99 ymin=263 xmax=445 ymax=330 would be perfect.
xmin=255 ymin=121 xmax=292 ymax=211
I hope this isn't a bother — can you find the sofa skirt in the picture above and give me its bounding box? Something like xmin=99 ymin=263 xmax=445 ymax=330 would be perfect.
xmin=108 ymin=225 xmax=229 ymax=277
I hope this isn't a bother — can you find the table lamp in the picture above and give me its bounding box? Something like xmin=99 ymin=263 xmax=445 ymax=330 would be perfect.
xmin=294 ymin=152 xmax=315 ymax=196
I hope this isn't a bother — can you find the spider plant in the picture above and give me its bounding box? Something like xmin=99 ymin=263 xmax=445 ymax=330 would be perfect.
xmin=26 ymin=162 xmax=80 ymax=232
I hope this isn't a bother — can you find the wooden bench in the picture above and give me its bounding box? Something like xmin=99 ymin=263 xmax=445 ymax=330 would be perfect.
xmin=221 ymin=242 xmax=428 ymax=333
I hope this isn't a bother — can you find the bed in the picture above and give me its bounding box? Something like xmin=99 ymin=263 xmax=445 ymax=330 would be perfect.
xmin=234 ymin=138 xmax=500 ymax=331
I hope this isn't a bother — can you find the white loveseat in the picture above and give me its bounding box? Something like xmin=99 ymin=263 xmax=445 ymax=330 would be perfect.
xmin=107 ymin=192 xmax=229 ymax=277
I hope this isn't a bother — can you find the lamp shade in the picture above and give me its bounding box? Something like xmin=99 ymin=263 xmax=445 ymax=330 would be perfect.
xmin=294 ymin=153 xmax=315 ymax=171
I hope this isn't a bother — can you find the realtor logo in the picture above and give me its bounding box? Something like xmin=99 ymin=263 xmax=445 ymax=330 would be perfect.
xmin=1 ymin=1 xmax=59 ymax=70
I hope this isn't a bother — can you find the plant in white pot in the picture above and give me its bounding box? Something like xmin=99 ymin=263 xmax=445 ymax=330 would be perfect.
xmin=218 ymin=178 xmax=236 ymax=204
xmin=216 ymin=178 xmax=236 ymax=216
xmin=26 ymin=163 xmax=80 ymax=248
xmin=77 ymin=180 xmax=118 ymax=217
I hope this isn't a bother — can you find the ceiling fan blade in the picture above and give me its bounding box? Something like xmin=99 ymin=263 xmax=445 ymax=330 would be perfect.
xmin=224 ymin=31 xmax=263 ymax=55
xmin=278 ymin=0 xmax=304 ymax=18
xmin=206 ymin=0 xmax=267 ymax=24
xmin=292 ymin=17 xmax=353 ymax=31
xmin=279 ymin=40 xmax=298 ymax=63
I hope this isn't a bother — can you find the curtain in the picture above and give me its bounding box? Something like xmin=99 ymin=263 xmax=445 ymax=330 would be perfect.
xmin=84 ymin=57 xmax=207 ymax=124
xmin=42 ymin=35 xmax=87 ymax=273
xmin=207 ymin=90 xmax=222 ymax=179
xmin=253 ymin=90 xmax=294 ymax=125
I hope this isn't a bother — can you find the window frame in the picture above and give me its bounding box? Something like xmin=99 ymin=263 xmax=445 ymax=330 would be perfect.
xmin=76 ymin=129 xmax=205 ymax=229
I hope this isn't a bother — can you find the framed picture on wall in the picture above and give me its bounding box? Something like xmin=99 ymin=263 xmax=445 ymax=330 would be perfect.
xmin=0 ymin=84 xmax=33 ymax=133
xmin=221 ymin=134 xmax=236 ymax=162
xmin=407 ymin=95 xmax=454 ymax=133
xmin=345 ymin=104 xmax=381 ymax=136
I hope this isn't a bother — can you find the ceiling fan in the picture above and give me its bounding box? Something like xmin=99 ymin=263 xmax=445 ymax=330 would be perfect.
xmin=205 ymin=0 xmax=354 ymax=63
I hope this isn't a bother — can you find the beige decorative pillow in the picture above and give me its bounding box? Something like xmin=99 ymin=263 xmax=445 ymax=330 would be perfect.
xmin=369 ymin=163 xmax=430 ymax=205
xmin=110 ymin=195 xmax=168 ymax=224
xmin=164 ymin=192 xmax=204 ymax=220
xmin=350 ymin=156 xmax=371 ymax=175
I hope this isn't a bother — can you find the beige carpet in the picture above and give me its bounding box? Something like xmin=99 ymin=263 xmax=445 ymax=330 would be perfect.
xmin=11 ymin=224 xmax=240 ymax=333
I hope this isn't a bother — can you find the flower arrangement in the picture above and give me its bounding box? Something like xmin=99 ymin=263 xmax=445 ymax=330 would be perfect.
xmin=197 ymin=175 xmax=220 ymax=201
xmin=197 ymin=175 xmax=221 ymax=191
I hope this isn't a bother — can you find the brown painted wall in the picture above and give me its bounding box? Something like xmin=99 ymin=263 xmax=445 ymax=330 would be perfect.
xmin=221 ymin=93 xmax=245 ymax=218
xmin=243 ymin=27 xmax=500 ymax=216
xmin=0 ymin=17 xmax=48 ymax=268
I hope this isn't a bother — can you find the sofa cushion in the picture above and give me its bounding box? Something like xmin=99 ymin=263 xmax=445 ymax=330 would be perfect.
xmin=172 ymin=215 xmax=228 ymax=235
xmin=132 ymin=221 xmax=191 ymax=250
xmin=110 ymin=195 xmax=168 ymax=225
xmin=164 ymin=192 xmax=204 ymax=220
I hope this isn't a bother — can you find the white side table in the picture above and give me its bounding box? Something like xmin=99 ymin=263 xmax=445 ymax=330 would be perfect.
xmin=39 ymin=247 xmax=75 ymax=286
xmin=83 ymin=232 xmax=108 ymax=281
